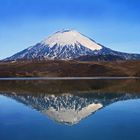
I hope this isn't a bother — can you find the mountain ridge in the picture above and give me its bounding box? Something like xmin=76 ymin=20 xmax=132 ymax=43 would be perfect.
xmin=4 ymin=29 xmax=140 ymax=61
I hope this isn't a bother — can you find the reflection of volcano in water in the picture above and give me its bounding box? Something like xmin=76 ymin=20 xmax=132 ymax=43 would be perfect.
xmin=3 ymin=92 xmax=140 ymax=125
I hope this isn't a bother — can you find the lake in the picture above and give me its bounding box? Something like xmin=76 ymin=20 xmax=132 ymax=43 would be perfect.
xmin=0 ymin=79 xmax=140 ymax=140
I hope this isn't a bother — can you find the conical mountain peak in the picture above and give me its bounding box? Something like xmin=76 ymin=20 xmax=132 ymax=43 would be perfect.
xmin=4 ymin=29 xmax=140 ymax=61
xmin=41 ymin=29 xmax=102 ymax=51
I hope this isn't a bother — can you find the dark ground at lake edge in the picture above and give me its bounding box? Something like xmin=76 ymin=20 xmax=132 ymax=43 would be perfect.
xmin=0 ymin=60 xmax=140 ymax=77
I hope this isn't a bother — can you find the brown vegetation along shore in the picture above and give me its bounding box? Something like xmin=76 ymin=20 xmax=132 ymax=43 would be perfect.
xmin=0 ymin=60 xmax=140 ymax=77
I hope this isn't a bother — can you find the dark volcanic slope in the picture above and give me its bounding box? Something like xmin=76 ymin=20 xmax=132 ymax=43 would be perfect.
xmin=0 ymin=60 xmax=140 ymax=77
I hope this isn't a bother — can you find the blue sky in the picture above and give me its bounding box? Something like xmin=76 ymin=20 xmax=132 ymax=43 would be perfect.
xmin=0 ymin=0 xmax=140 ymax=59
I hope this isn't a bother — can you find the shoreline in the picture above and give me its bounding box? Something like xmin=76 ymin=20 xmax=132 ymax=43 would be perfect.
xmin=0 ymin=77 xmax=140 ymax=80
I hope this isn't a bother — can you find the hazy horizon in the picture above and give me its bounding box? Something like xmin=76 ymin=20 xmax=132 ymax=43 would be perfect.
xmin=0 ymin=0 xmax=140 ymax=59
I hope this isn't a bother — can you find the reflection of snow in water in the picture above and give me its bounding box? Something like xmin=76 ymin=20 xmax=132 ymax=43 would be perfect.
xmin=2 ymin=92 xmax=140 ymax=125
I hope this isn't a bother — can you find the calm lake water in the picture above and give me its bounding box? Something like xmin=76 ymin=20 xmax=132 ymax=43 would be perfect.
xmin=0 ymin=79 xmax=140 ymax=140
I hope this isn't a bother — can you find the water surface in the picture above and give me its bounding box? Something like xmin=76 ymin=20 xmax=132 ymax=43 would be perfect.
xmin=0 ymin=79 xmax=140 ymax=140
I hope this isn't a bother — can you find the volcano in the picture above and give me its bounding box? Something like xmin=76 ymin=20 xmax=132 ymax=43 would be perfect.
xmin=4 ymin=29 xmax=140 ymax=61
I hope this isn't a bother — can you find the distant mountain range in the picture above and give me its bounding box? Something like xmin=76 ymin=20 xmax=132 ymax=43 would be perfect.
xmin=4 ymin=29 xmax=140 ymax=61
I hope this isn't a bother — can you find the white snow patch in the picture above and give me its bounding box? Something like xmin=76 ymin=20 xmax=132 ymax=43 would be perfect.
xmin=41 ymin=30 xmax=102 ymax=51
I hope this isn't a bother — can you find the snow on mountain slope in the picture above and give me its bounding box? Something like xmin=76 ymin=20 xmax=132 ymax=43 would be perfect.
xmin=4 ymin=29 xmax=140 ymax=61
xmin=41 ymin=29 xmax=102 ymax=50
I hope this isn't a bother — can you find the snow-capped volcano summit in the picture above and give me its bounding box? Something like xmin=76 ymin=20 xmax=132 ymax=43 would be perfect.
xmin=41 ymin=29 xmax=102 ymax=51
xmin=4 ymin=29 xmax=140 ymax=61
